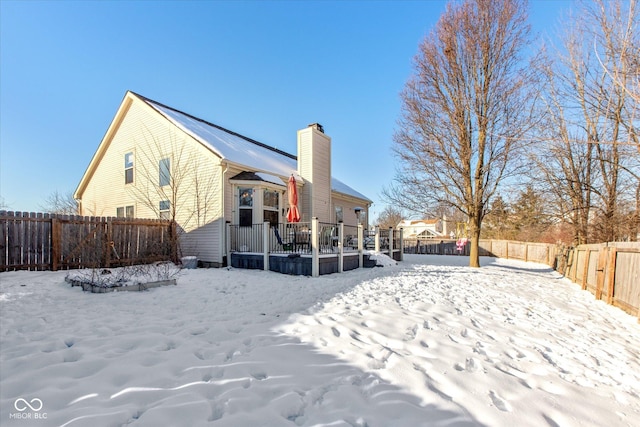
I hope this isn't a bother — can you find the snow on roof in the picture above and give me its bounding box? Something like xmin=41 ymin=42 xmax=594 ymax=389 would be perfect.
xmin=142 ymin=96 xmax=297 ymax=177
xmin=332 ymin=177 xmax=371 ymax=202
xmin=230 ymin=171 xmax=287 ymax=187
xmin=137 ymin=93 xmax=370 ymax=203
xmin=400 ymin=219 xmax=440 ymax=226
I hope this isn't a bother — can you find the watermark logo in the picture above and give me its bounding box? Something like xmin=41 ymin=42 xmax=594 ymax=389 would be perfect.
xmin=9 ymin=398 xmax=47 ymax=420
xmin=14 ymin=398 xmax=43 ymax=412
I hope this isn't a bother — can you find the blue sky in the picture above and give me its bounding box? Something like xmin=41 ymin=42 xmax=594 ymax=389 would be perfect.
xmin=1 ymin=0 xmax=572 ymax=219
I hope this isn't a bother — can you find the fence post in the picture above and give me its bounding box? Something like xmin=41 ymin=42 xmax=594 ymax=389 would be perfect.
xmin=104 ymin=218 xmax=112 ymax=268
xmin=582 ymin=249 xmax=591 ymax=290
xmin=338 ymin=222 xmax=344 ymax=273
xmin=606 ymin=248 xmax=617 ymax=305
xmin=51 ymin=217 xmax=61 ymax=271
xmin=263 ymin=221 xmax=269 ymax=272
xmin=357 ymin=224 xmax=363 ymax=269
xmin=595 ymin=247 xmax=608 ymax=300
xmin=312 ymin=218 xmax=319 ymax=277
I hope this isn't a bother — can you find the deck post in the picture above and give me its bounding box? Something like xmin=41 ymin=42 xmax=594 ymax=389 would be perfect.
xmin=399 ymin=227 xmax=404 ymax=261
xmin=225 ymin=222 xmax=231 ymax=267
xmin=389 ymin=227 xmax=394 ymax=258
xmin=263 ymin=221 xmax=269 ymax=272
xmin=338 ymin=222 xmax=344 ymax=273
xmin=374 ymin=226 xmax=380 ymax=253
xmin=358 ymin=224 xmax=363 ymax=268
xmin=311 ymin=217 xmax=319 ymax=277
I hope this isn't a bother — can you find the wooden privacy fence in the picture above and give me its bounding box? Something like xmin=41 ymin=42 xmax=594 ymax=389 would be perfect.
xmin=560 ymin=242 xmax=640 ymax=320
xmin=403 ymin=238 xmax=470 ymax=255
xmin=0 ymin=211 xmax=177 ymax=272
xmin=403 ymin=239 xmax=557 ymax=262
xmin=477 ymin=239 xmax=560 ymax=266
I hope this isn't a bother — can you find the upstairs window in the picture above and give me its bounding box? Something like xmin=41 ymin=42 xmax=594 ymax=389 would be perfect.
xmin=159 ymin=158 xmax=170 ymax=187
xmin=335 ymin=206 xmax=343 ymax=223
xmin=124 ymin=152 xmax=134 ymax=184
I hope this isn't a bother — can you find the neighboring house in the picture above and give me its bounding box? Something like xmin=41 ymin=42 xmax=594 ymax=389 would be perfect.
xmin=397 ymin=218 xmax=448 ymax=239
xmin=74 ymin=91 xmax=372 ymax=267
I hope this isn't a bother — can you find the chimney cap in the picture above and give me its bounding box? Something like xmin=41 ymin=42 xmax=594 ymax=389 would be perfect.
xmin=308 ymin=123 xmax=324 ymax=133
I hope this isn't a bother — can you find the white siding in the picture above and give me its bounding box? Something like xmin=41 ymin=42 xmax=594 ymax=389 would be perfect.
xmin=297 ymin=130 xmax=313 ymax=222
xmin=331 ymin=194 xmax=369 ymax=228
xmin=297 ymin=127 xmax=332 ymax=223
xmin=79 ymin=95 xmax=225 ymax=265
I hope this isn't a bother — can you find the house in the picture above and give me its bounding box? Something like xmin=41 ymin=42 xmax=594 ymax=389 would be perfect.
xmin=74 ymin=91 xmax=372 ymax=267
xmin=397 ymin=218 xmax=448 ymax=239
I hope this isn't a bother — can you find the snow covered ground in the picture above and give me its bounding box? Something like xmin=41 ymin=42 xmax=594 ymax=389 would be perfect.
xmin=1 ymin=255 xmax=639 ymax=427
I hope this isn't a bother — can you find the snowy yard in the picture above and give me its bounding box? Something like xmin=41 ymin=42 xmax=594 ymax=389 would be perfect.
xmin=1 ymin=255 xmax=639 ymax=427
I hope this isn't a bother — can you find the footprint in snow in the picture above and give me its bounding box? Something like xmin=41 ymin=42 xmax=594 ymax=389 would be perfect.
xmin=489 ymin=390 xmax=512 ymax=412
xmin=404 ymin=325 xmax=418 ymax=341
xmin=471 ymin=318 xmax=483 ymax=328
xmin=331 ymin=327 xmax=341 ymax=337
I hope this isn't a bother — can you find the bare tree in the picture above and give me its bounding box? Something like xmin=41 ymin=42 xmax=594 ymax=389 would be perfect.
xmin=0 ymin=196 xmax=9 ymax=210
xmin=375 ymin=205 xmax=405 ymax=229
xmin=593 ymin=0 xmax=640 ymax=122
xmin=39 ymin=190 xmax=78 ymax=215
xmin=533 ymin=53 xmax=595 ymax=244
xmin=385 ymin=0 xmax=538 ymax=267
xmin=534 ymin=0 xmax=639 ymax=244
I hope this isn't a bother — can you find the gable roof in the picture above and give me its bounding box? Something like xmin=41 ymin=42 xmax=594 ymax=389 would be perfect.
xmin=133 ymin=92 xmax=371 ymax=203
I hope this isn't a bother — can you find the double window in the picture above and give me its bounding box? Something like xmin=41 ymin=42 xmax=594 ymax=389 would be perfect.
xmin=117 ymin=205 xmax=134 ymax=218
xmin=237 ymin=187 xmax=281 ymax=226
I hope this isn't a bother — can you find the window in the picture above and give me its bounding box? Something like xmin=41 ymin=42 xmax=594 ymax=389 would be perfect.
xmin=358 ymin=210 xmax=366 ymax=225
xmin=117 ymin=205 xmax=134 ymax=218
xmin=239 ymin=187 xmax=253 ymax=227
xmin=159 ymin=200 xmax=170 ymax=219
xmin=335 ymin=206 xmax=343 ymax=223
xmin=263 ymin=189 xmax=279 ymax=226
xmin=159 ymin=158 xmax=170 ymax=187
xmin=124 ymin=152 xmax=134 ymax=184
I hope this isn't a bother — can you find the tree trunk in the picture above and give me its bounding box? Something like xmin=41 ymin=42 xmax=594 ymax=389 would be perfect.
xmin=469 ymin=218 xmax=481 ymax=267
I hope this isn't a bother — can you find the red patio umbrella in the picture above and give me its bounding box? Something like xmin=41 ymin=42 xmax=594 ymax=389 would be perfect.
xmin=287 ymin=175 xmax=300 ymax=223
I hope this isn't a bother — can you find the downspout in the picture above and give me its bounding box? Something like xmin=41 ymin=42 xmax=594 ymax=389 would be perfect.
xmin=221 ymin=160 xmax=229 ymax=266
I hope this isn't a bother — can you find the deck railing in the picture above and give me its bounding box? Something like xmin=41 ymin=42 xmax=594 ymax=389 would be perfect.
xmin=227 ymin=219 xmax=403 ymax=276
xmin=228 ymin=223 xmax=265 ymax=253
xmin=269 ymin=222 xmax=312 ymax=254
